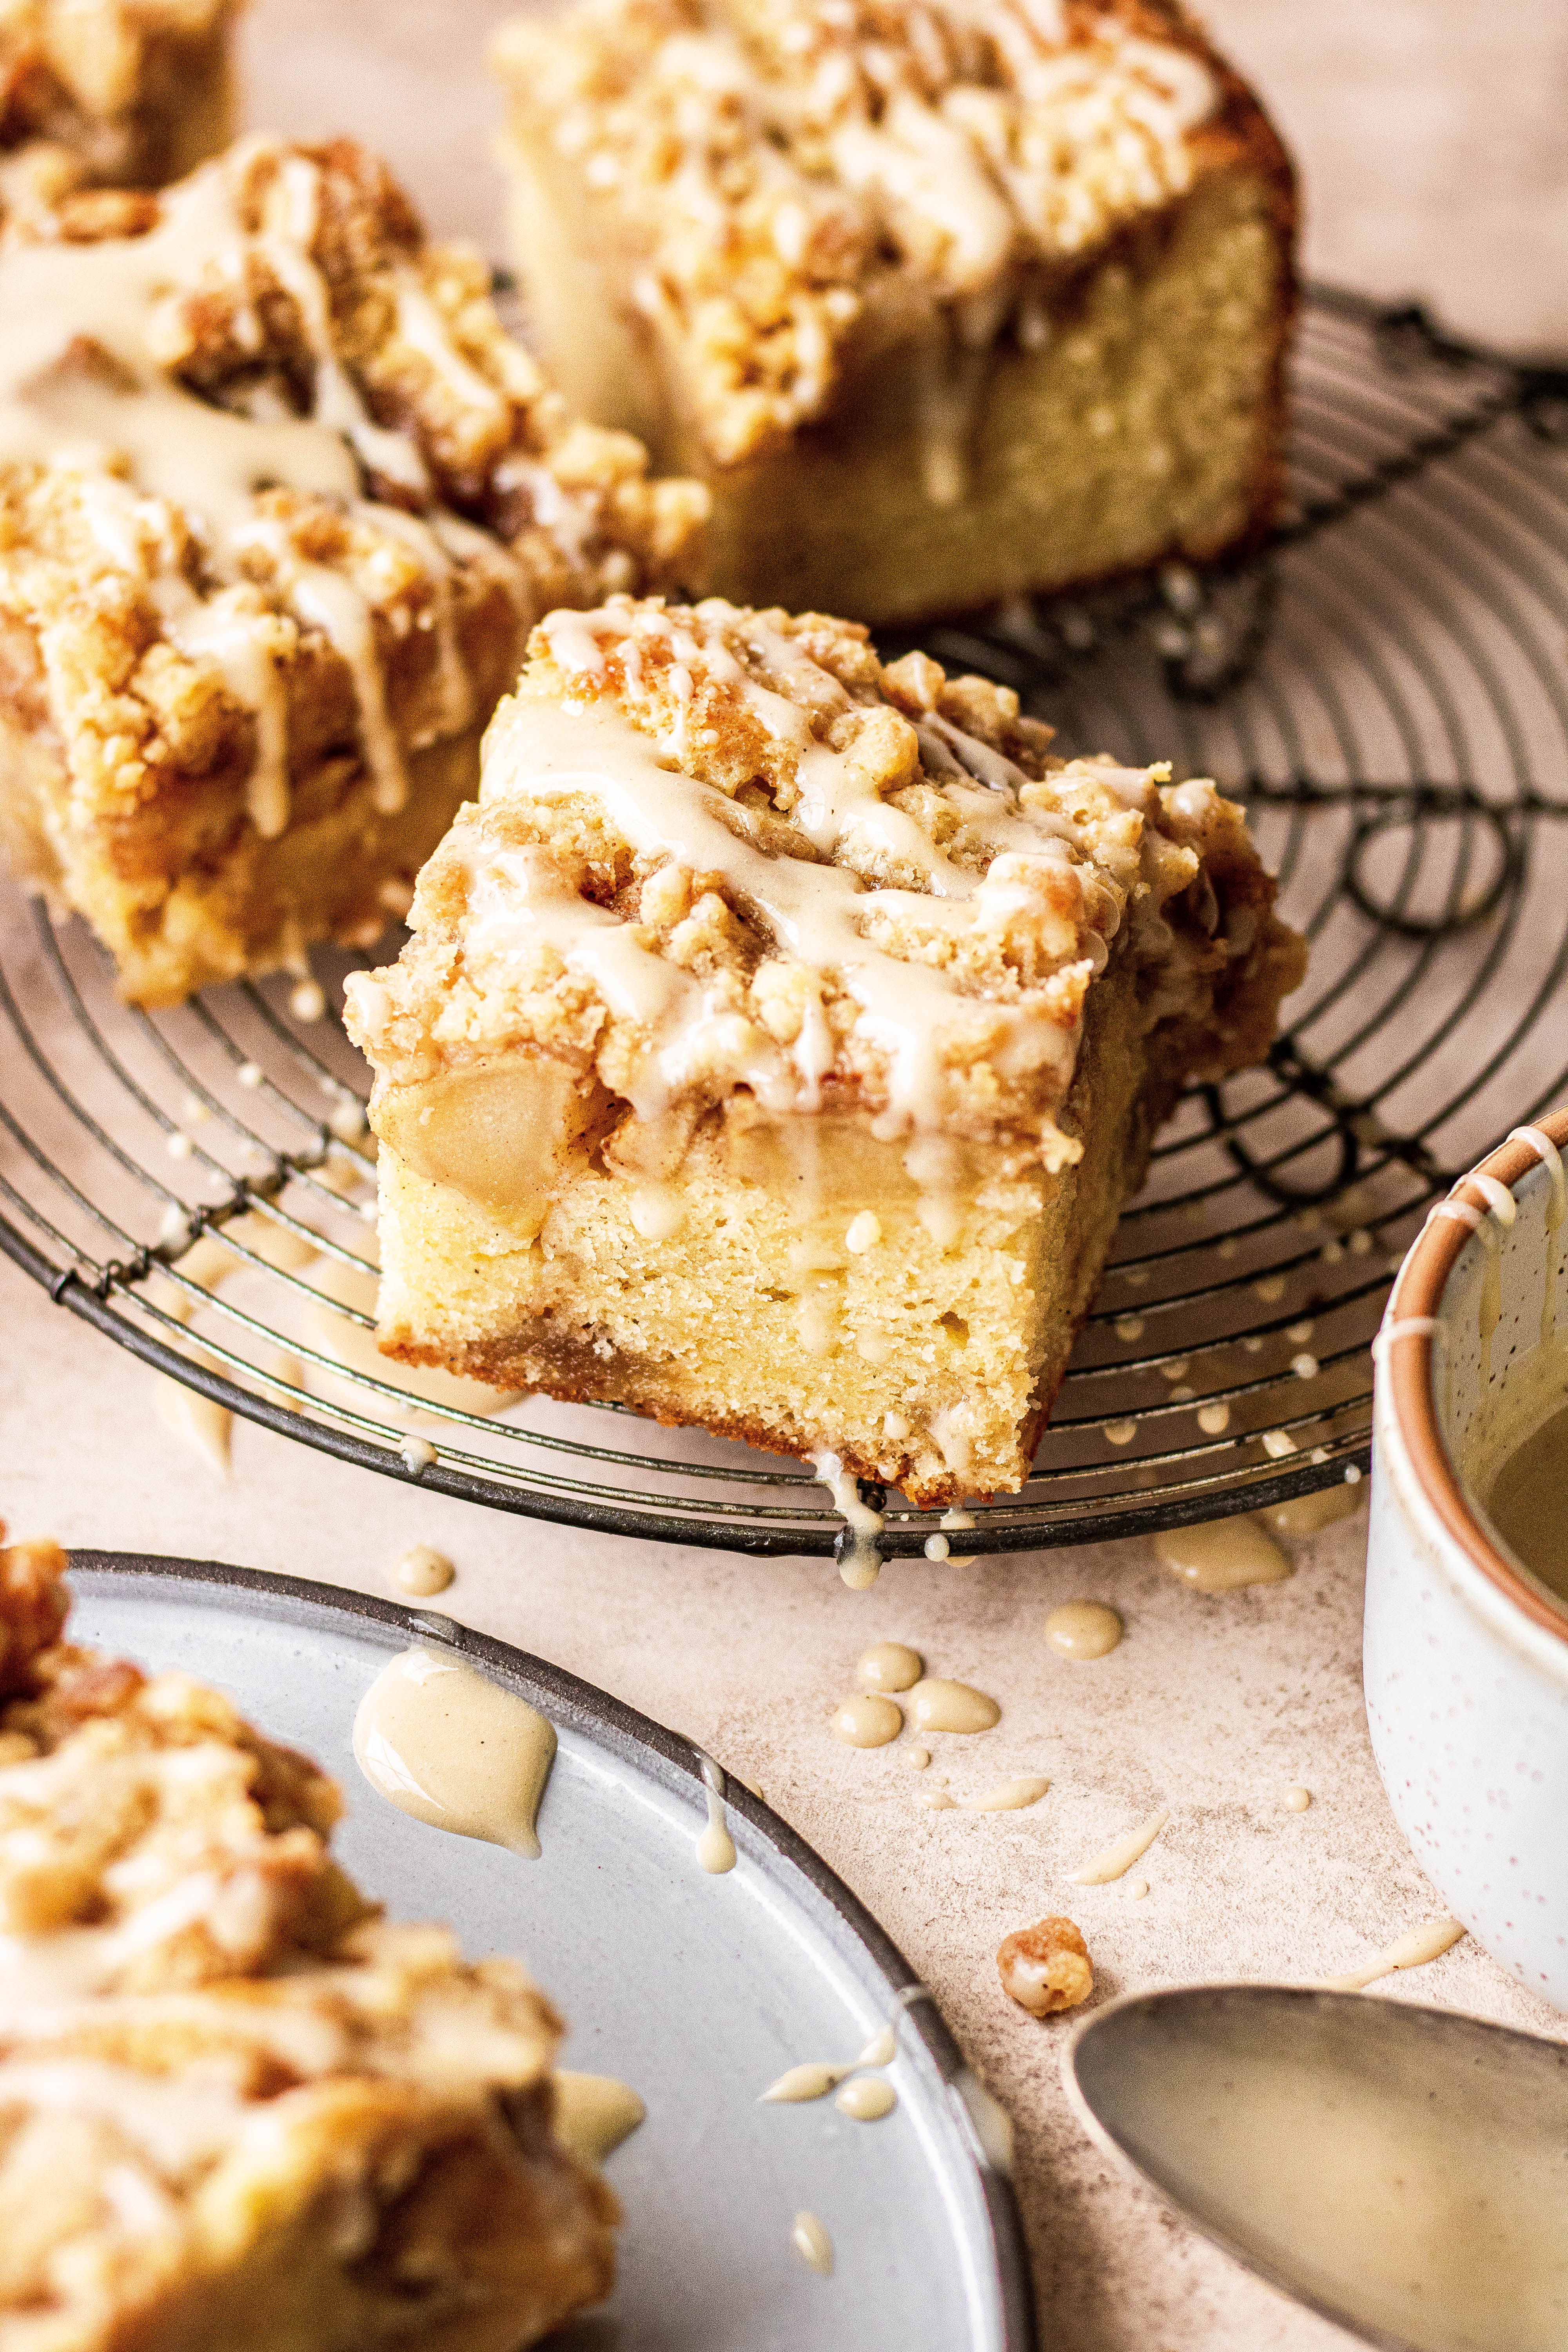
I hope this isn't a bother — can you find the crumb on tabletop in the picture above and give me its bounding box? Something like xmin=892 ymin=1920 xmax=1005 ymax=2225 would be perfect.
xmin=997 ymin=1914 xmax=1094 ymax=2015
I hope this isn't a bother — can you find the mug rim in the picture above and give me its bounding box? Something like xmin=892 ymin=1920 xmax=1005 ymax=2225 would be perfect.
xmin=1383 ymin=1106 xmax=1568 ymax=1647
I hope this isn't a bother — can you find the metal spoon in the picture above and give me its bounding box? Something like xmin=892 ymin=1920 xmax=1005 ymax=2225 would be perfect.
xmin=1063 ymin=1984 xmax=1568 ymax=2352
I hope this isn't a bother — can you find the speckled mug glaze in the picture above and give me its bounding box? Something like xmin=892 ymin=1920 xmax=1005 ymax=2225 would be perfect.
xmin=1367 ymin=1109 xmax=1568 ymax=2012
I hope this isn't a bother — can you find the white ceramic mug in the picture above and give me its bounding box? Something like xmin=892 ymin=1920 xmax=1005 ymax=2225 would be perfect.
xmin=1367 ymin=1110 xmax=1568 ymax=2012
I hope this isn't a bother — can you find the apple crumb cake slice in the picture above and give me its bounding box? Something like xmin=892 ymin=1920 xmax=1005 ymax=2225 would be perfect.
xmin=0 ymin=1524 xmax=616 ymax=2352
xmin=0 ymin=133 xmax=706 ymax=1005
xmin=345 ymin=595 xmax=1304 ymax=1506
xmin=492 ymin=0 xmax=1294 ymax=625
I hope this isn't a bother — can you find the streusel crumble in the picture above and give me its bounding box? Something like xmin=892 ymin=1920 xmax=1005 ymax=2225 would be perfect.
xmin=345 ymin=593 xmax=1303 ymax=1504
xmin=1 ymin=0 xmax=242 ymax=193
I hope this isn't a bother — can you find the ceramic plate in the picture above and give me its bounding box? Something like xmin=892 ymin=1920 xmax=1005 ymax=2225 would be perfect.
xmin=67 ymin=1553 xmax=1034 ymax=2352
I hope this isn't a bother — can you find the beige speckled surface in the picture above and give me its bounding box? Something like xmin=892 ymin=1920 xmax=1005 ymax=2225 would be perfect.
xmin=4 ymin=7 xmax=1567 ymax=2347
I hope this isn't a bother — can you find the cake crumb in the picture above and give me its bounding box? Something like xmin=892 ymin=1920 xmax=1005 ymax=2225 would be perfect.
xmin=997 ymin=1916 xmax=1093 ymax=2015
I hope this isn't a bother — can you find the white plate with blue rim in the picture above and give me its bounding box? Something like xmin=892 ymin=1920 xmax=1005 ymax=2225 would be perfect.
xmin=69 ymin=1552 xmax=1034 ymax=2352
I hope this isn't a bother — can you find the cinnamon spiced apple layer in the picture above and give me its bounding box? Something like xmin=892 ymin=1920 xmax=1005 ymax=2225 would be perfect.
xmin=345 ymin=596 xmax=1304 ymax=1505
xmin=492 ymin=0 xmax=1295 ymax=625
xmin=0 ymin=133 xmax=706 ymax=1004
xmin=0 ymin=1526 xmax=616 ymax=2352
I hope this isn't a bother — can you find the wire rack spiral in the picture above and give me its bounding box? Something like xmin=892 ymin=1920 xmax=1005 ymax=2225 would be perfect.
xmin=4 ymin=284 xmax=1567 ymax=1560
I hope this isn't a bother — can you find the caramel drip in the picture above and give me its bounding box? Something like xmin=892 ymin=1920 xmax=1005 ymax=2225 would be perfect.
xmin=1307 ymin=1918 xmax=1466 ymax=1993
xmin=1070 ymin=1807 xmax=1169 ymax=1885
xmin=352 ymin=1648 xmax=556 ymax=1859
xmin=477 ymin=663 xmax=1089 ymax=1138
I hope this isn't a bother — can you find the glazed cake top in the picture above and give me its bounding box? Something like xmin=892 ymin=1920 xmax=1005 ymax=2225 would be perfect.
xmin=346 ymin=594 xmax=1298 ymax=1164
xmin=495 ymin=0 xmax=1245 ymax=464
xmin=0 ymin=134 xmax=705 ymax=835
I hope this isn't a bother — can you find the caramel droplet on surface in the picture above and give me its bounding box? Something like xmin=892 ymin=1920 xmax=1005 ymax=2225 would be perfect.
xmin=353 ymin=1650 xmax=555 ymax=1859
xmin=696 ymin=1778 xmax=737 ymax=1875
xmin=908 ymin=1677 xmax=1000 ymax=1733
xmin=394 ymin=1544 xmax=454 ymax=1597
xmin=831 ymin=1693 xmax=903 ymax=1748
xmin=1308 ymin=1918 xmax=1466 ymax=1993
xmin=1283 ymin=1785 xmax=1312 ymax=1812
xmin=904 ymin=1745 xmax=932 ymax=1771
xmin=552 ymin=2073 xmax=645 ymax=2165
xmin=1153 ymin=1517 xmax=1291 ymax=1592
xmin=1045 ymin=1601 xmax=1123 ymax=1660
xmin=762 ymin=2062 xmax=846 ymax=2104
xmin=1259 ymin=1482 xmax=1367 ymax=1541
xmin=962 ymin=1776 xmax=1050 ymax=1812
xmin=152 ymin=1376 xmax=232 ymax=1477
xmin=1071 ymin=1808 xmax=1170 ymax=1885
xmin=792 ymin=2212 xmax=834 ymax=2277
xmin=835 ymin=2076 xmax=897 ymax=2122
xmin=856 ymin=1640 xmax=923 ymax=1691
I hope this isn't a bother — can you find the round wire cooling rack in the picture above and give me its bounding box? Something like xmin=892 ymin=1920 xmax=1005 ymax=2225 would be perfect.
xmin=4 ymin=282 xmax=1568 ymax=1563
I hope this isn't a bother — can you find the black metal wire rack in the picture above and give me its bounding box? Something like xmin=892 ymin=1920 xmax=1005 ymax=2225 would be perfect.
xmin=4 ymin=284 xmax=1567 ymax=1560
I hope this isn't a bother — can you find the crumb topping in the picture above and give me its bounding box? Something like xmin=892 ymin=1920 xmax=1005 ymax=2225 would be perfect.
xmin=0 ymin=134 xmax=706 ymax=839
xmin=495 ymin=0 xmax=1223 ymax=463
xmin=0 ymin=0 xmax=238 ymax=144
xmin=0 ymin=1910 xmax=588 ymax=2337
xmin=346 ymin=593 xmax=1300 ymax=1161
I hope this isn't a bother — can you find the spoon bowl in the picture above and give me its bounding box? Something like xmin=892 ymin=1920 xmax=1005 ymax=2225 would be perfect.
xmin=1064 ymin=1984 xmax=1568 ymax=2352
